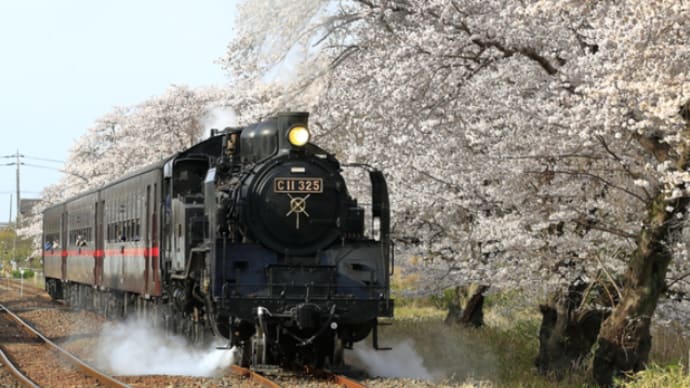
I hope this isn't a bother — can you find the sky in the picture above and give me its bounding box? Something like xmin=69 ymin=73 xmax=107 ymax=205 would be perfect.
xmin=0 ymin=0 xmax=237 ymax=224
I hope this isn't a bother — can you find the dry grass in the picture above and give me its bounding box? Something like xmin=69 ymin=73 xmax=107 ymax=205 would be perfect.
xmin=648 ymin=323 xmax=690 ymax=366
xmin=620 ymin=363 xmax=690 ymax=387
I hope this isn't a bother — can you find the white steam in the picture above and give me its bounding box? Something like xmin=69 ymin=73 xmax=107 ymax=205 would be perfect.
xmin=348 ymin=340 xmax=435 ymax=380
xmin=203 ymin=106 xmax=237 ymax=138
xmin=94 ymin=318 xmax=236 ymax=377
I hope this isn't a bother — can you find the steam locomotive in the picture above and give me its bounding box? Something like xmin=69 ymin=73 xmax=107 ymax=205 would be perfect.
xmin=43 ymin=112 xmax=394 ymax=367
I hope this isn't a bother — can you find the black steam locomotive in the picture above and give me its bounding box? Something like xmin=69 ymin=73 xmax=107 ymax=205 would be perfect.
xmin=43 ymin=112 xmax=394 ymax=367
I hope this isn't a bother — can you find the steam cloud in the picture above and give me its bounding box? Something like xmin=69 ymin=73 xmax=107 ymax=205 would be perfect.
xmin=94 ymin=318 xmax=236 ymax=377
xmin=203 ymin=107 xmax=237 ymax=138
xmin=347 ymin=340 xmax=436 ymax=380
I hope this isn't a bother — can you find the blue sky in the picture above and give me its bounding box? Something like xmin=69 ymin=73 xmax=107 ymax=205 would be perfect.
xmin=0 ymin=0 xmax=237 ymax=223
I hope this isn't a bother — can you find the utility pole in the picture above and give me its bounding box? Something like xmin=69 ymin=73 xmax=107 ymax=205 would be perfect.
xmin=2 ymin=151 xmax=68 ymax=225
xmin=9 ymin=194 xmax=15 ymax=270
xmin=2 ymin=151 xmax=24 ymax=225
xmin=15 ymin=149 xmax=20 ymax=225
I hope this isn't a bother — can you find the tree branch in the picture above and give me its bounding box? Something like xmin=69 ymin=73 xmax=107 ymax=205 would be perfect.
xmin=596 ymin=135 xmax=652 ymax=201
xmin=525 ymin=169 xmax=648 ymax=203
xmin=573 ymin=218 xmax=638 ymax=239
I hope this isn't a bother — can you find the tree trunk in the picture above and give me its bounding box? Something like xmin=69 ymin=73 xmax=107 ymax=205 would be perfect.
xmin=444 ymin=284 xmax=490 ymax=327
xmin=591 ymin=195 xmax=686 ymax=385
xmin=591 ymin=114 xmax=690 ymax=386
xmin=536 ymin=278 xmax=611 ymax=379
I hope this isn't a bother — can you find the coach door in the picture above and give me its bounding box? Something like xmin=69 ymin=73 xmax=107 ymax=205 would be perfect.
xmin=95 ymin=200 xmax=104 ymax=286
xmin=146 ymin=183 xmax=161 ymax=296
xmin=60 ymin=211 xmax=67 ymax=280
xmin=144 ymin=185 xmax=151 ymax=295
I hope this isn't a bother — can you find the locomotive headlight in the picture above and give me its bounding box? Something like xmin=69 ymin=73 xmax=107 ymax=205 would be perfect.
xmin=288 ymin=125 xmax=310 ymax=147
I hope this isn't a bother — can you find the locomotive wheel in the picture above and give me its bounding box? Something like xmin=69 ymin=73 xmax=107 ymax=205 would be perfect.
xmin=310 ymin=333 xmax=335 ymax=368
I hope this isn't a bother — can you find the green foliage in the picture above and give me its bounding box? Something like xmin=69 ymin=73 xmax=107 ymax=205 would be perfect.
xmin=11 ymin=268 xmax=34 ymax=279
xmin=0 ymin=226 xmax=35 ymax=272
xmin=390 ymin=273 xmax=452 ymax=318
xmin=389 ymin=271 xmax=421 ymax=308
xmin=430 ymin=287 xmax=456 ymax=309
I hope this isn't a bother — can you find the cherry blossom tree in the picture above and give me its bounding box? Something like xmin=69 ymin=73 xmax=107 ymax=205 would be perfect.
xmin=221 ymin=0 xmax=689 ymax=383
xmin=19 ymin=85 xmax=235 ymax=254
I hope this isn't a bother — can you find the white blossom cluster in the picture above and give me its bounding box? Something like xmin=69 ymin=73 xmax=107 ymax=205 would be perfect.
xmin=220 ymin=0 xmax=690 ymax=299
xmin=20 ymin=1 xmax=690 ymax=311
xmin=19 ymin=85 xmax=235 ymax=255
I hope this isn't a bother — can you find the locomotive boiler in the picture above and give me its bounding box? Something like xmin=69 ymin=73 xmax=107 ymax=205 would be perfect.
xmin=43 ymin=112 xmax=394 ymax=367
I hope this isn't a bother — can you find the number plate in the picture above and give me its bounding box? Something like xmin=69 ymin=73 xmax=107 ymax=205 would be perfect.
xmin=274 ymin=177 xmax=323 ymax=193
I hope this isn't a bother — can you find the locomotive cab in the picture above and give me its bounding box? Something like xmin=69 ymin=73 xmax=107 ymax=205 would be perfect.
xmin=167 ymin=156 xmax=209 ymax=272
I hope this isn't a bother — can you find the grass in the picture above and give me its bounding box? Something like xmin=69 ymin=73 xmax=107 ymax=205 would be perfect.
xmin=619 ymin=363 xmax=690 ymax=388
xmin=385 ymin=286 xmax=591 ymax=386
xmin=387 ymin=276 xmax=690 ymax=387
xmin=382 ymin=306 xmax=592 ymax=387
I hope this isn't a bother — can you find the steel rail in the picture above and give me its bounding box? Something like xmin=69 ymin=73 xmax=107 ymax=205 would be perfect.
xmin=0 ymin=345 xmax=39 ymax=388
xmin=328 ymin=372 xmax=368 ymax=388
xmin=312 ymin=368 xmax=368 ymax=388
xmin=230 ymin=364 xmax=282 ymax=388
xmin=0 ymin=303 xmax=130 ymax=388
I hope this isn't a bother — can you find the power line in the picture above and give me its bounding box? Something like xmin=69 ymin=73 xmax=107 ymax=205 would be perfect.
xmin=23 ymin=155 xmax=64 ymax=163
xmin=0 ymin=151 xmax=85 ymax=223
xmin=1 ymin=154 xmax=64 ymax=163
xmin=21 ymin=162 xmax=59 ymax=170
xmin=1 ymin=161 xmax=89 ymax=183
xmin=2 ymin=162 xmax=58 ymax=170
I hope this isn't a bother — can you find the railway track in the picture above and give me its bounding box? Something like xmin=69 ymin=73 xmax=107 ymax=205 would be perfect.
xmin=1 ymin=281 xmax=370 ymax=387
xmin=0 ymin=301 xmax=129 ymax=387
xmin=230 ymin=364 xmax=368 ymax=388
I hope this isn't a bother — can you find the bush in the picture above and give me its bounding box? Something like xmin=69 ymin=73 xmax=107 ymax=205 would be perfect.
xmin=11 ymin=269 xmax=34 ymax=279
xmin=430 ymin=287 xmax=456 ymax=309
